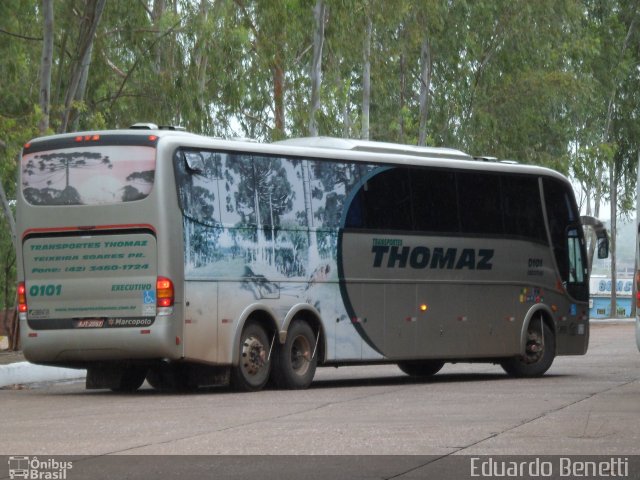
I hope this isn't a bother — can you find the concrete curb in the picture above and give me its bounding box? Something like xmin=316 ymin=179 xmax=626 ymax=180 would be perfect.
xmin=0 ymin=361 xmax=86 ymax=388
xmin=590 ymin=318 xmax=635 ymax=324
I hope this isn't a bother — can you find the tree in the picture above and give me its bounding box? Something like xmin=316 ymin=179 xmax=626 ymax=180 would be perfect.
xmin=309 ymin=0 xmax=326 ymax=137
xmin=38 ymin=0 xmax=54 ymax=135
xmin=576 ymin=0 xmax=640 ymax=316
xmin=4 ymin=0 xmax=640 ymax=335
xmin=361 ymin=3 xmax=371 ymax=140
xmin=59 ymin=0 xmax=107 ymax=133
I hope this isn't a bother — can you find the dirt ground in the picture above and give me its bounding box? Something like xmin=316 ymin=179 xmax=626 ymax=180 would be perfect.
xmin=0 ymin=350 xmax=25 ymax=365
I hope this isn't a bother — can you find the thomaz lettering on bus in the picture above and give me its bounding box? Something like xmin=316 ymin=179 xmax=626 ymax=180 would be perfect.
xmin=371 ymin=245 xmax=494 ymax=270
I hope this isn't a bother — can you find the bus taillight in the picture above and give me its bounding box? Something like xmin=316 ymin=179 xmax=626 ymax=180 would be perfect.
xmin=74 ymin=134 xmax=100 ymax=142
xmin=636 ymin=271 xmax=640 ymax=309
xmin=156 ymin=277 xmax=174 ymax=314
xmin=17 ymin=282 xmax=28 ymax=315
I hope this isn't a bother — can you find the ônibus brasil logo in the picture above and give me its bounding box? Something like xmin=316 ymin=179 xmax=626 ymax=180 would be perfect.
xmin=8 ymin=456 xmax=73 ymax=480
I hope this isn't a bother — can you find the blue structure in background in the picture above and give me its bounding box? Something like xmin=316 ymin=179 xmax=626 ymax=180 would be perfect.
xmin=589 ymin=276 xmax=633 ymax=319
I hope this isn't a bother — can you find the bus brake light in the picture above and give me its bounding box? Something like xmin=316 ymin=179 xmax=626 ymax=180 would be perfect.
xmin=17 ymin=282 xmax=27 ymax=313
xmin=156 ymin=277 xmax=174 ymax=308
xmin=636 ymin=271 xmax=640 ymax=309
xmin=74 ymin=134 xmax=101 ymax=143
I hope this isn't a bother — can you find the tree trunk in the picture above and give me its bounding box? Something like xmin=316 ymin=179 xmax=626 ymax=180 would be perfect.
xmin=3 ymin=252 xmax=15 ymax=347
xmin=341 ymin=78 xmax=351 ymax=138
xmin=0 ymin=182 xmax=16 ymax=251
xmin=632 ymin=151 xmax=640 ymax=319
xmin=59 ymin=0 xmax=106 ymax=133
xmin=152 ymin=0 xmax=165 ymax=75
xmin=418 ymin=37 xmax=431 ymax=146
xmin=309 ymin=0 xmax=325 ymax=137
xmin=192 ymin=0 xmax=210 ymax=125
xmin=610 ymin=170 xmax=617 ymax=317
xmin=71 ymin=42 xmax=94 ymax=131
xmin=273 ymin=58 xmax=285 ymax=139
xmin=54 ymin=31 xmax=68 ymax=105
xmin=39 ymin=0 xmax=54 ymax=135
xmin=604 ymin=11 xmax=637 ymax=318
xmin=361 ymin=12 xmax=371 ymax=140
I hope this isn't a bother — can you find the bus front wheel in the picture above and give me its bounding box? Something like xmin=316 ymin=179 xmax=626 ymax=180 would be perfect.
xmin=501 ymin=320 xmax=555 ymax=377
xmin=397 ymin=360 xmax=445 ymax=377
xmin=231 ymin=322 xmax=272 ymax=392
xmin=272 ymin=320 xmax=318 ymax=389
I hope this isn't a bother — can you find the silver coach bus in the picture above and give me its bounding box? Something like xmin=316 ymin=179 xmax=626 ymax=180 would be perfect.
xmin=16 ymin=126 xmax=608 ymax=391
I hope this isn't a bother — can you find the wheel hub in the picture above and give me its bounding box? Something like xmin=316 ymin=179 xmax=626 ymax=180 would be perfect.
xmin=524 ymin=330 xmax=544 ymax=364
xmin=290 ymin=335 xmax=311 ymax=375
xmin=242 ymin=336 xmax=266 ymax=376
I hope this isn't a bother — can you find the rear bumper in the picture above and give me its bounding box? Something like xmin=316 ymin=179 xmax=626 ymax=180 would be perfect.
xmin=21 ymin=314 xmax=182 ymax=367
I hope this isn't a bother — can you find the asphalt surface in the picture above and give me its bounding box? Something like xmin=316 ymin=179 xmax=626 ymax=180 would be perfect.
xmin=0 ymin=323 xmax=639 ymax=479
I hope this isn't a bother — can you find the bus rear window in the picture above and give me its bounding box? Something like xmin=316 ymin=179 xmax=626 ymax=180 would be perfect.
xmin=21 ymin=145 xmax=155 ymax=206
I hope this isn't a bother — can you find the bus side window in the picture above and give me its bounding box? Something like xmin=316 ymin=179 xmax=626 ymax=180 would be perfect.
xmin=457 ymin=172 xmax=503 ymax=235
xmin=502 ymin=175 xmax=546 ymax=242
xmin=359 ymin=167 xmax=413 ymax=231
xmin=411 ymin=169 xmax=458 ymax=234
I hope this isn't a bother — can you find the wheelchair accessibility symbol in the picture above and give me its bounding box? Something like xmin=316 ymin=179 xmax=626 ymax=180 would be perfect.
xmin=143 ymin=290 xmax=156 ymax=304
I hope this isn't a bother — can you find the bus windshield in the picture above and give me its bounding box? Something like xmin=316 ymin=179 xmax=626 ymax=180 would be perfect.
xmin=21 ymin=145 xmax=156 ymax=206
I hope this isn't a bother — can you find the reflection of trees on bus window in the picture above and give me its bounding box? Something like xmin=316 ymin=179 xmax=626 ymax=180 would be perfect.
xmin=22 ymin=147 xmax=155 ymax=205
xmin=23 ymin=151 xmax=111 ymax=205
xmin=174 ymin=150 xmax=223 ymax=227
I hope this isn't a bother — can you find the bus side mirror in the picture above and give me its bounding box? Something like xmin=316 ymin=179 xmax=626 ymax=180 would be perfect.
xmin=580 ymin=217 xmax=609 ymax=260
xmin=597 ymin=236 xmax=609 ymax=259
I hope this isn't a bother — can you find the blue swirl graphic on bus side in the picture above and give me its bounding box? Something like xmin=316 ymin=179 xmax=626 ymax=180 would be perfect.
xmin=336 ymin=167 xmax=390 ymax=356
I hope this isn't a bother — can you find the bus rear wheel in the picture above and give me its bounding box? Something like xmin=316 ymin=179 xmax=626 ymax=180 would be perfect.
xmin=397 ymin=360 xmax=445 ymax=377
xmin=273 ymin=320 xmax=317 ymax=389
xmin=501 ymin=320 xmax=555 ymax=377
xmin=146 ymin=365 xmax=197 ymax=392
xmin=111 ymin=367 xmax=147 ymax=392
xmin=231 ymin=322 xmax=272 ymax=392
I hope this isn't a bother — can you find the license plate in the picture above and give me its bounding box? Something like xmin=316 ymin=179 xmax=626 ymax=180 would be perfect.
xmin=75 ymin=319 xmax=105 ymax=328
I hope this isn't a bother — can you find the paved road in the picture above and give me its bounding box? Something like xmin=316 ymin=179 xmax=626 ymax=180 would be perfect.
xmin=1 ymin=323 xmax=639 ymax=478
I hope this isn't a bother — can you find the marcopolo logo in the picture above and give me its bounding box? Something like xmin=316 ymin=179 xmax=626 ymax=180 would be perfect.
xmin=8 ymin=457 xmax=72 ymax=480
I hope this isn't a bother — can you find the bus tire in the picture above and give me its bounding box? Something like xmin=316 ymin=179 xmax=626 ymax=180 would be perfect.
xmin=272 ymin=320 xmax=317 ymax=390
xmin=146 ymin=365 xmax=197 ymax=392
xmin=397 ymin=360 xmax=445 ymax=377
xmin=111 ymin=367 xmax=147 ymax=392
xmin=230 ymin=322 xmax=272 ymax=392
xmin=501 ymin=320 xmax=555 ymax=377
